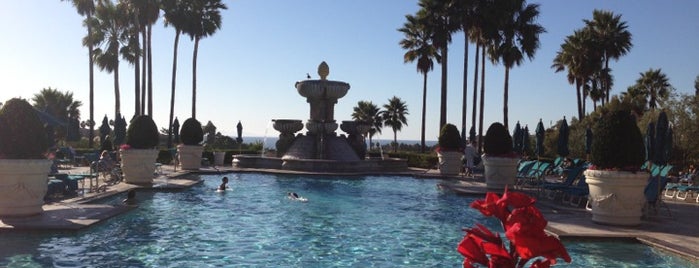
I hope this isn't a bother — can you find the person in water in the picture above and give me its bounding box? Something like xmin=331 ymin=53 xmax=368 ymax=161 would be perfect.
xmin=122 ymin=189 xmax=137 ymax=205
xmin=218 ymin=176 xmax=229 ymax=191
xmin=288 ymin=192 xmax=299 ymax=199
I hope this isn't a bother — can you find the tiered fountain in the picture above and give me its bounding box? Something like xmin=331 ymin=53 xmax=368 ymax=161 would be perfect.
xmin=233 ymin=62 xmax=407 ymax=173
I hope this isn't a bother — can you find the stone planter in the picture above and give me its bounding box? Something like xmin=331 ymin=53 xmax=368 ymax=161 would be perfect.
xmin=214 ymin=152 xmax=225 ymax=166
xmin=0 ymin=159 xmax=52 ymax=217
xmin=482 ymin=155 xmax=519 ymax=190
xmin=120 ymin=149 xmax=158 ymax=185
xmin=438 ymin=151 xmax=463 ymax=175
xmin=584 ymin=169 xmax=648 ymax=226
xmin=178 ymin=145 xmax=204 ymax=170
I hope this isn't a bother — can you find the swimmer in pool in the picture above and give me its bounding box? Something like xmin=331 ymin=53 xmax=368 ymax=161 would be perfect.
xmin=218 ymin=176 xmax=229 ymax=191
xmin=122 ymin=189 xmax=137 ymax=205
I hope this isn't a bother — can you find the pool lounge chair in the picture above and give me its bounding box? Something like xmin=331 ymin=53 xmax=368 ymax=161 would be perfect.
xmin=541 ymin=167 xmax=585 ymax=199
xmin=674 ymin=184 xmax=699 ymax=203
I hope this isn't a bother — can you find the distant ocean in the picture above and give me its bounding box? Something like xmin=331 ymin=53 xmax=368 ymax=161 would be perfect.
xmin=242 ymin=136 xmax=438 ymax=149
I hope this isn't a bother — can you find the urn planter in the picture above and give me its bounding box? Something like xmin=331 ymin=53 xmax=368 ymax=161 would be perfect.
xmin=482 ymin=155 xmax=519 ymax=190
xmin=438 ymin=151 xmax=463 ymax=175
xmin=178 ymin=145 xmax=204 ymax=170
xmin=120 ymin=149 xmax=158 ymax=185
xmin=584 ymin=169 xmax=648 ymax=226
xmin=0 ymin=159 xmax=52 ymax=217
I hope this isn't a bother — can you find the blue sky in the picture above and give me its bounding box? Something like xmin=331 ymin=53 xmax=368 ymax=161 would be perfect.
xmin=1 ymin=1 xmax=698 ymax=142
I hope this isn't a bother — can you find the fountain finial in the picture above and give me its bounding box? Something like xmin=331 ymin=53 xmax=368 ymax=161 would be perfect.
xmin=318 ymin=61 xmax=329 ymax=80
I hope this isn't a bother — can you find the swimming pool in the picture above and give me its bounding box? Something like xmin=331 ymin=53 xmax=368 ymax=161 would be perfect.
xmin=0 ymin=173 xmax=695 ymax=267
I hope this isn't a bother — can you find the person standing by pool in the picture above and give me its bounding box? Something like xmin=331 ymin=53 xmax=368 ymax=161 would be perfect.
xmin=218 ymin=177 xmax=229 ymax=191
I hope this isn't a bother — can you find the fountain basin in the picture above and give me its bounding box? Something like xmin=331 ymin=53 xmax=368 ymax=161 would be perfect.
xmin=295 ymin=80 xmax=350 ymax=99
xmin=306 ymin=121 xmax=338 ymax=134
xmin=273 ymin=119 xmax=304 ymax=134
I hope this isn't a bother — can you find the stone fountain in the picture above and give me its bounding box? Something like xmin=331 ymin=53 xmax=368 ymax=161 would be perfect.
xmin=234 ymin=62 xmax=406 ymax=173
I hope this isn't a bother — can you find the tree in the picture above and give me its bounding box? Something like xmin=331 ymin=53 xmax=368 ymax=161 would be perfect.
xmin=418 ymin=0 xmax=459 ymax=130
xmin=399 ymin=13 xmax=438 ymax=153
xmin=695 ymin=74 xmax=699 ymax=97
xmin=471 ymin=0 xmax=499 ymax=153
xmin=351 ymin=101 xmax=383 ymax=148
xmin=85 ymin=0 xmax=129 ymax=119
xmin=584 ymin=10 xmax=632 ymax=105
xmin=632 ymin=68 xmax=673 ymax=111
xmin=381 ymin=96 xmax=409 ymax=152
xmin=203 ymin=120 xmax=216 ymax=144
xmin=183 ymin=0 xmax=227 ymax=119
xmin=32 ymin=87 xmax=83 ymax=142
xmin=122 ymin=0 xmax=159 ymax=116
xmin=163 ymin=0 xmax=189 ymax=148
xmin=490 ymin=0 xmax=544 ymax=130
xmin=63 ymin=0 xmax=96 ymax=148
xmin=454 ymin=0 xmax=476 ymax=143
xmin=552 ymin=29 xmax=600 ymax=120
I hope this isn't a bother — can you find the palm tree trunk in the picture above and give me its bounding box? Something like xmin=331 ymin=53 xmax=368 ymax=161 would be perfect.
xmin=114 ymin=59 xmax=121 ymax=118
xmin=471 ymin=43 xmax=479 ymax=137
xmin=192 ymin=37 xmax=200 ymax=119
xmin=461 ymin=33 xmax=469 ymax=144
xmin=393 ymin=129 xmax=397 ymax=153
xmin=140 ymin=30 xmax=147 ymax=115
xmin=167 ymin=30 xmax=181 ymax=148
xmin=134 ymin=46 xmax=140 ymax=116
xmin=147 ymin=24 xmax=153 ymax=116
xmin=503 ymin=66 xmax=510 ymax=130
xmin=477 ymin=45 xmax=486 ymax=154
xmin=575 ymin=80 xmax=583 ymax=120
xmin=88 ymin=20 xmax=95 ymax=149
xmin=582 ymin=85 xmax=587 ymax=117
xmin=420 ymin=71 xmax=427 ymax=153
xmin=439 ymin=45 xmax=448 ymax=130
xmin=605 ymin=57 xmax=610 ymax=104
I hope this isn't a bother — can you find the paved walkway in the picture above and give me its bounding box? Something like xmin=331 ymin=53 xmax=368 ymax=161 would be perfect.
xmin=0 ymin=164 xmax=696 ymax=263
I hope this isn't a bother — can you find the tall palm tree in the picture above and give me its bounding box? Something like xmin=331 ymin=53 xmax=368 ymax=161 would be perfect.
xmin=351 ymin=101 xmax=383 ymax=148
xmin=584 ymin=10 xmax=632 ymax=105
xmin=399 ymin=13 xmax=438 ymax=153
xmin=162 ymin=0 xmax=189 ymax=147
xmin=63 ymin=0 xmax=95 ymax=148
xmin=32 ymin=87 xmax=83 ymax=141
xmin=418 ymin=0 xmax=458 ymax=130
xmin=472 ymin=0 xmax=499 ymax=153
xmin=183 ymin=0 xmax=227 ymax=119
xmin=118 ymin=6 xmax=141 ymax=116
xmin=490 ymin=0 xmax=544 ymax=130
xmin=454 ymin=0 xmax=475 ymax=143
xmin=552 ymin=28 xmax=600 ymax=120
xmin=633 ymin=68 xmax=673 ymax=110
xmin=86 ymin=0 xmax=129 ymax=119
xmin=380 ymin=96 xmax=409 ymax=152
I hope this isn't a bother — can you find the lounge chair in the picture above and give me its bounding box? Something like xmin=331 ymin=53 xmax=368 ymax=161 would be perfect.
xmin=518 ymin=162 xmax=551 ymax=189
xmin=541 ymin=167 xmax=585 ymax=199
xmin=675 ymin=183 xmax=699 ymax=203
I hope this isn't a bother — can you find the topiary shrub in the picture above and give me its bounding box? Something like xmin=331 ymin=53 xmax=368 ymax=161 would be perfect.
xmin=0 ymin=98 xmax=49 ymax=159
xmin=483 ymin=122 xmax=514 ymax=156
xmin=590 ymin=110 xmax=645 ymax=171
xmin=437 ymin=123 xmax=463 ymax=152
xmin=125 ymin=115 xmax=159 ymax=149
xmin=180 ymin=118 xmax=204 ymax=145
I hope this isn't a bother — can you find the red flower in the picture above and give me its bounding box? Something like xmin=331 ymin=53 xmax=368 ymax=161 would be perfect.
xmin=120 ymin=144 xmax=131 ymax=150
xmin=458 ymin=188 xmax=571 ymax=267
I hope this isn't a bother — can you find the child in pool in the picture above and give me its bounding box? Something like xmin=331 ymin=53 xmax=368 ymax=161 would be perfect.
xmin=218 ymin=177 xmax=229 ymax=191
xmin=122 ymin=189 xmax=137 ymax=205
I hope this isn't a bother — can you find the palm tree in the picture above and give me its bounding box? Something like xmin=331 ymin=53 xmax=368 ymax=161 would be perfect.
xmin=32 ymin=87 xmax=83 ymax=141
xmin=584 ymin=10 xmax=632 ymax=105
xmin=183 ymin=0 xmax=227 ymax=119
xmin=351 ymin=101 xmax=383 ymax=148
xmin=162 ymin=0 xmax=189 ymax=147
xmin=63 ymin=0 xmax=95 ymax=148
xmin=118 ymin=9 xmax=141 ymax=116
xmin=633 ymin=68 xmax=673 ymax=110
xmin=490 ymin=0 xmax=544 ymax=130
xmin=454 ymin=0 xmax=476 ymax=143
xmin=380 ymin=97 xmax=409 ymax=152
xmin=123 ymin=0 xmax=160 ymax=116
xmin=472 ymin=0 xmax=499 ymax=153
xmin=418 ymin=0 xmax=458 ymax=130
xmin=86 ymin=0 xmax=129 ymax=119
xmin=398 ymin=14 xmax=438 ymax=153
xmin=552 ymin=28 xmax=600 ymax=120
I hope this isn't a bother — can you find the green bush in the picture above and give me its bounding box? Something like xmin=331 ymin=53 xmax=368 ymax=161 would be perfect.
xmin=590 ymin=109 xmax=645 ymax=170
xmin=386 ymin=152 xmax=438 ymax=169
xmin=126 ymin=115 xmax=159 ymax=149
xmin=484 ymin=122 xmax=513 ymax=156
xmin=180 ymin=118 xmax=203 ymax=145
xmin=438 ymin=123 xmax=462 ymax=152
xmin=0 ymin=98 xmax=49 ymax=159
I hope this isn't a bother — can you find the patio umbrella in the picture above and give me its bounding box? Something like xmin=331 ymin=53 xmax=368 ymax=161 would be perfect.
xmin=654 ymin=111 xmax=669 ymax=166
xmin=664 ymin=126 xmax=673 ymax=162
xmin=535 ymin=119 xmax=545 ymax=159
xmin=469 ymin=125 xmax=476 ymax=145
xmin=513 ymin=121 xmax=522 ymax=154
xmin=173 ymin=117 xmax=180 ymax=144
xmin=645 ymin=122 xmax=655 ymax=163
xmin=557 ymin=117 xmax=570 ymax=157
xmin=113 ymin=115 xmax=126 ymax=145
xmin=236 ymin=121 xmax=244 ymax=144
xmin=99 ymin=115 xmax=111 ymax=142
xmin=522 ymin=125 xmax=531 ymax=157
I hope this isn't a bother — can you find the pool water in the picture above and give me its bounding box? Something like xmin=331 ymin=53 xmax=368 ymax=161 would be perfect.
xmin=0 ymin=174 xmax=695 ymax=267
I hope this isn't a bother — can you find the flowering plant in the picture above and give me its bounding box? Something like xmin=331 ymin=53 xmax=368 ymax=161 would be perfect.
xmin=457 ymin=187 xmax=571 ymax=268
xmin=120 ymin=144 xmax=131 ymax=151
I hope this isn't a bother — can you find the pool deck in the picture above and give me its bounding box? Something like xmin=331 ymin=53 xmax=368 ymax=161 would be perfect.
xmin=0 ymin=164 xmax=697 ymax=263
